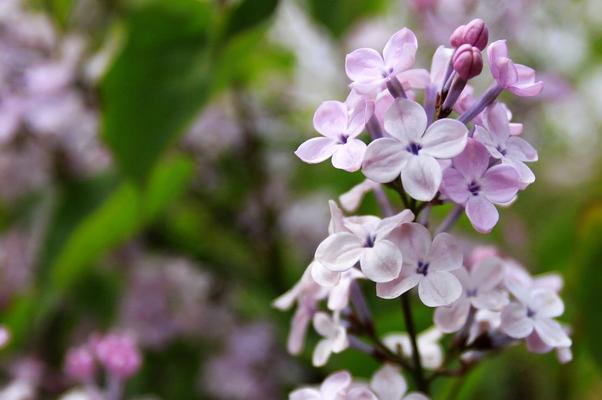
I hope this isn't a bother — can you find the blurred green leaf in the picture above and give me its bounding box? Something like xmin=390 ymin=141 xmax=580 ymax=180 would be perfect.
xmin=223 ymin=0 xmax=280 ymax=39
xmin=305 ymin=0 xmax=386 ymax=38
xmin=101 ymin=0 xmax=214 ymax=183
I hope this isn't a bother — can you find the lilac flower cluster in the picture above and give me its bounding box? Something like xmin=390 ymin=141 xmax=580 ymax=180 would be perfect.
xmin=278 ymin=19 xmax=570 ymax=398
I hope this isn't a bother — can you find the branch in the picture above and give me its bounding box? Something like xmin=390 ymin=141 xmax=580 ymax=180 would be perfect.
xmin=401 ymin=293 xmax=429 ymax=393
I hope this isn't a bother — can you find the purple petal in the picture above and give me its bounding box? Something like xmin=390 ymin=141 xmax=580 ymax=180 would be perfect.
xmin=360 ymin=239 xmax=402 ymax=283
xmin=533 ymin=318 xmax=572 ymax=347
xmin=331 ymin=139 xmax=367 ymax=172
xmin=481 ymin=164 xmax=520 ymax=204
xmin=503 ymin=159 xmax=535 ymax=185
xmin=385 ymin=222 xmax=431 ymax=266
xmin=383 ymin=98 xmax=427 ymax=142
xmin=295 ymin=137 xmax=338 ymax=164
xmin=452 ymin=138 xmax=490 ymax=180
xmin=509 ymin=64 xmax=543 ymax=97
xmin=500 ymin=303 xmax=533 ymax=338
xmin=441 ymin=167 xmax=470 ymax=204
xmin=313 ymin=101 xmax=348 ymax=138
xmin=371 ymin=364 xmax=408 ymax=400
xmin=288 ymin=307 xmax=312 ymax=354
xmin=290 ymin=388 xmax=321 ymax=400
xmin=474 ymin=126 xmax=504 ymax=159
xmin=315 ymin=233 xmax=363 ymax=272
xmin=376 ymin=272 xmax=421 ymax=299
xmin=418 ymin=271 xmax=463 ymax=307
xmin=328 ymin=199 xmax=347 ymax=234
xmin=430 ymin=46 xmax=454 ymax=88
xmin=375 ymin=209 xmax=415 ymax=238
xmin=487 ymin=40 xmax=509 ymax=80
xmin=401 ymin=154 xmax=442 ymax=201
xmin=428 ymin=232 xmax=463 ymax=272
xmin=362 ymin=138 xmax=408 ymax=183
xmin=472 ymin=289 xmax=508 ymax=311
xmin=483 ymin=103 xmax=510 ymax=143
xmin=471 ymin=257 xmax=505 ymax=291
xmin=529 ymin=289 xmax=564 ymax=319
xmin=321 ymin=371 xmax=352 ymax=397
xmin=465 ymin=195 xmax=499 ymax=234
xmin=506 ymin=136 xmax=538 ymax=161
xmin=383 ymin=28 xmax=418 ymax=72
xmin=420 ymin=119 xmax=468 ymax=159
xmin=312 ymin=339 xmax=333 ymax=366
xmin=311 ymin=261 xmax=341 ymax=287
xmin=434 ymin=297 xmax=471 ymax=333
xmin=396 ymin=68 xmax=430 ymax=89
xmin=345 ymin=48 xmax=385 ymax=82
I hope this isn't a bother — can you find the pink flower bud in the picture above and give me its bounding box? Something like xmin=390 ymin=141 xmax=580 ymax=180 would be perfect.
xmin=65 ymin=346 xmax=95 ymax=382
xmin=94 ymin=333 xmax=141 ymax=379
xmin=450 ymin=18 xmax=489 ymax=50
xmin=452 ymin=44 xmax=483 ymax=80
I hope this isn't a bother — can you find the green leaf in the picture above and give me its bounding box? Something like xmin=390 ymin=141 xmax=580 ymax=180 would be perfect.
xmin=223 ymin=0 xmax=280 ymax=40
xmin=101 ymin=0 xmax=214 ymax=183
xmin=305 ymin=0 xmax=386 ymax=38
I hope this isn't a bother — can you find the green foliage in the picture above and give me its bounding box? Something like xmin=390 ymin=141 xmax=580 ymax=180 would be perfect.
xmin=223 ymin=0 xmax=280 ymax=40
xmin=305 ymin=0 xmax=387 ymax=38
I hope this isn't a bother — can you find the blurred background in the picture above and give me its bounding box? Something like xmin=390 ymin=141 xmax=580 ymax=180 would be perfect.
xmin=0 ymin=0 xmax=600 ymax=398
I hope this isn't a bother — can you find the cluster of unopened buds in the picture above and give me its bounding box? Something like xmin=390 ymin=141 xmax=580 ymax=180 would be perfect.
xmin=277 ymin=19 xmax=571 ymax=398
xmin=64 ymin=332 xmax=141 ymax=400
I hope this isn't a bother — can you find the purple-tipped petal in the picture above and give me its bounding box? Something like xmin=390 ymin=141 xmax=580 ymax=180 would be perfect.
xmin=441 ymin=167 xmax=470 ymax=204
xmin=465 ymin=195 xmax=499 ymax=233
xmin=452 ymin=138 xmax=490 ymax=180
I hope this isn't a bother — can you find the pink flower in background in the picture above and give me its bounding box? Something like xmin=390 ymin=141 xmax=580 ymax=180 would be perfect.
xmin=295 ymin=100 xmax=368 ymax=172
xmin=345 ymin=28 xmax=429 ymax=96
xmin=475 ymin=103 xmax=538 ymax=184
xmin=362 ymin=99 xmax=468 ymax=201
xmin=441 ymin=139 xmax=521 ymax=233
xmin=312 ymin=312 xmax=348 ymax=367
xmin=501 ymin=280 xmax=571 ymax=348
xmin=435 ymin=257 xmax=508 ymax=333
xmin=94 ymin=333 xmax=141 ymax=379
xmin=370 ymin=365 xmax=430 ymax=400
xmin=64 ymin=345 xmax=95 ymax=383
xmin=377 ymin=223 xmax=463 ymax=307
xmin=487 ymin=40 xmax=543 ymax=96
xmin=315 ymin=209 xmax=414 ymax=283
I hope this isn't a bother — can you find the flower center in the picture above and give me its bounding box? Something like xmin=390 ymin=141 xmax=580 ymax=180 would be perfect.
xmin=338 ymin=134 xmax=349 ymax=144
xmin=526 ymin=308 xmax=536 ymax=318
xmin=467 ymin=180 xmax=481 ymax=196
xmin=496 ymin=145 xmax=507 ymax=156
xmin=416 ymin=260 xmax=430 ymax=276
xmin=466 ymin=288 xmax=477 ymax=297
xmin=364 ymin=234 xmax=376 ymax=248
xmin=406 ymin=142 xmax=422 ymax=155
xmin=382 ymin=67 xmax=394 ymax=78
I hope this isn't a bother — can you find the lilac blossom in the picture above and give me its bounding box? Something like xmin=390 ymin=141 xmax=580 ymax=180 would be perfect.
xmin=93 ymin=332 xmax=141 ymax=380
xmin=362 ymin=99 xmax=468 ymax=201
xmin=435 ymin=257 xmax=509 ymax=333
xmin=312 ymin=311 xmax=348 ymax=367
xmin=289 ymin=370 xmax=355 ymax=400
xmin=345 ymin=28 xmax=429 ymax=97
xmin=371 ymin=365 xmax=430 ymax=400
xmin=377 ymin=223 xmax=463 ymax=307
xmin=382 ymin=327 xmax=444 ymax=370
xmin=449 ymin=18 xmax=489 ymax=50
xmin=314 ymin=209 xmax=414 ymax=283
xmin=475 ymin=103 xmax=538 ymax=184
xmin=487 ymin=40 xmax=543 ymax=96
xmin=441 ymin=139 xmax=521 ymax=233
xmin=64 ymin=346 xmax=95 ymax=383
xmin=295 ymin=100 xmax=368 ymax=172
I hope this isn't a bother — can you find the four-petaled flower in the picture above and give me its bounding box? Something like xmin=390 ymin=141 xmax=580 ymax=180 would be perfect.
xmin=295 ymin=100 xmax=368 ymax=172
xmin=362 ymin=98 xmax=468 ymax=201
xmin=370 ymin=364 xmax=430 ymax=400
xmin=435 ymin=257 xmax=508 ymax=333
xmin=345 ymin=28 xmax=429 ymax=96
xmin=289 ymin=370 xmax=353 ymax=400
xmin=315 ymin=209 xmax=414 ymax=283
xmin=376 ymin=223 xmax=463 ymax=307
xmin=312 ymin=312 xmax=348 ymax=367
xmin=500 ymin=279 xmax=571 ymax=348
xmin=441 ymin=138 xmax=521 ymax=233
xmin=488 ymin=40 xmax=543 ymax=96
xmin=475 ymin=103 xmax=538 ymax=184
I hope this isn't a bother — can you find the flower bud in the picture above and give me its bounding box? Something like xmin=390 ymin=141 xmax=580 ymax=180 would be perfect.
xmin=452 ymin=44 xmax=483 ymax=80
xmin=450 ymin=18 xmax=489 ymax=50
xmin=94 ymin=333 xmax=141 ymax=379
xmin=65 ymin=346 xmax=95 ymax=382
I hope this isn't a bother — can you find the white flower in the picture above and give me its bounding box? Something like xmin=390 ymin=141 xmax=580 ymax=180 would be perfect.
xmin=315 ymin=209 xmax=414 ymax=283
xmin=312 ymin=311 xmax=349 ymax=367
xmin=339 ymin=179 xmax=380 ymax=212
xmin=370 ymin=364 xmax=430 ymax=400
xmin=382 ymin=327 xmax=444 ymax=370
xmin=362 ymin=98 xmax=468 ymax=201
xmin=290 ymin=370 xmax=353 ymax=400
xmin=376 ymin=223 xmax=463 ymax=307
xmin=434 ymin=257 xmax=509 ymax=333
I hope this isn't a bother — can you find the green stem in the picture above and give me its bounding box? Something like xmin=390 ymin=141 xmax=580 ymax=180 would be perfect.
xmin=401 ymin=293 xmax=429 ymax=393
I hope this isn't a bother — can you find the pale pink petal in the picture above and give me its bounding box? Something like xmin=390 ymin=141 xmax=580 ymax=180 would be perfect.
xmin=533 ymin=318 xmax=572 ymax=347
xmin=471 ymin=257 xmax=505 ymax=291
xmin=346 ymin=48 xmax=385 ymax=82
xmin=370 ymin=364 xmax=407 ymax=400
xmin=386 ymin=223 xmax=431 ymax=266
xmin=474 ymin=126 xmax=504 ymax=159
xmin=441 ymin=167 xmax=470 ymax=204
xmin=508 ymin=64 xmax=543 ymax=96
xmin=483 ymin=103 xmax=511 ymax=143
xmin=312 ymin=339 xmax=333 ymax=366
xmin=347 ymin=387 xmax=379 ymax=400
xmin=273 ymin=284 xmax=300 ymax=311
xmin=452 ymin=139 xmax=490 ymax=180
xmin=430 ymin=46 xmax=454 ymax=88
xmin=529 ymin=289 xmax=564 ymax=318
xmin=332 ymin=139 xmax=367 ymax=172
xmin=506 ymin=136 xmax=538 ymax=161
xmin=509 ymin=122 xmax=523 ymax=135
xmin=428 ymin=232 xmax=463 ymax=272
xmin=500 ymin=303 xmax=533 ymax=338
xmin=313 ymin=101 xmax=348 ymax=138
xmin=383 ymin=28 xmax=418 ymax=72
xmin=557 ymin=347 xmax=573 ymax=364
xmin=465 ymin=195 xmax=498 ymax=234
xmin=339 ymin=180 xmax=379 ymax=212
xmin=396 ymin=68 xmax=430 ymax=89
xmin=504 ymin=276 xmax=532 ymax=305
xmin=420 ymin=119 xmax=468 ymax=159
xmin=503 ymin=159 xmax=535 ymax=185
xmin=434 ymin=297 xmax=471 ymax=333
xmin=471 ymin=289 xmax=508 ymax=311
xmin=404 ymin=394 xmax=430 ymax=400
xmin=344 ymin=216 xmax=380 ymax=239
xmin=321 ymin=371 xmax=352 ymax=397
xmin=327 ymin=276 xmax=353 ymax=311
xmin=347 ymin=97 xmax=372 ymax=137
xmin=311 ymin=261 xmax=341 ymax=287
xmin=375 ymin=209 xmax=415 ymax=238
xmin=295 ymin=137 xmax=338 ymax=164
xmin=383 ymin=99 xmax=427 ymax=142
xmin=418 ymin=271 xmax=463 ymax=307
xmin=288 ymin=307 xmax=312 ymax=354
xmin=360 ymin=239 xmax=402 ymax=283
xmin=374 ymin=91 xmax=395 ymax=124
xmin=362 ymin=138 xmax=408 ymax=183
xmin=526 ymin=331 xmax=553 ymax=354
xmin=487 ymin=40 xmax=508 ymax=79
xmin=533 ymin=273 xmax=564 ymax=292
xmin=328 ymin=200 xmax=347 ymax=234
xmin=331 ymin=327 xmax=349 ymax=352
xmin=315 ymin=233 xmax=363 ymax=272
xmin=377 ymin=272 xmax=421 ymax=299
xmin=290 ymin=388 xmax=322 ymax=400
xmin=401 ymin=154 xmax=442 ymax=201
xmin=351 ymin=79 xmax=387 ymax=96
xmin=481 ymin=164 xmax=520 ymax=204
xmin=313 ymin=312 xmax=336 ymax=337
